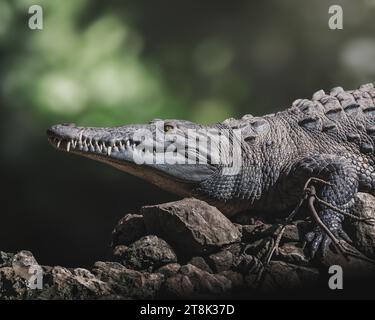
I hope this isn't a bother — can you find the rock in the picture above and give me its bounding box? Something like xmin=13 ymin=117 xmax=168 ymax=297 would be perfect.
xmin=206 ymin=244 xmax=242 ymax=273
xmin=93 ymin=261 xmax=164 ymax=299
xmin=117 ymin=235 xmax=177 ymax=271
xmin=206 ymin=250 xmax=234 ymax=273
xmin=275 ymin=243 xmax=310 ymax=266
xmin=282 ymin=224 xmax=303 ymax=242
xmin=156 ymin=263 xmax=181 ymax=277
xmin=234 ymin=223 xmax=243 ymax=234
xmin=236 ymin=254 xmax=263 ymax=275
xmin=0 ymin=252 xmax=14 ymax=267
xmin=219 ymin=270 xmax=244 ymax=288
xmin=0 ymin=267 xmax=28 ymax=299
xmin=244 ymin=273 xmax=260 ymax=289
xmin=1 ymin=195 xmax=375 ymax=300
xmin=112 ymin=245 xmax=128 ymax=261
xmin=112 ymin=214 xmax=146 ymax=246
xmin=11 ymin=251 xmax=40 ymax=281
xmin=259 ymin=261 xmax=319 ymax=292
xmin=10 ymin=251 xmax=44 ymax=298
xmin=141 ymin=198 xmax=241 ymax=256
xmin=187 ymin=257 xmax=213 ymax=273
xmin=351 ymin=193 xmax=375 ymax=258
xmin=0 ymin=251 xmax=113 ymax=300
xmin=44 ymin=266 xmax=112 ymax=299
xmin=158 ymin=264 xmax=233 ymax=299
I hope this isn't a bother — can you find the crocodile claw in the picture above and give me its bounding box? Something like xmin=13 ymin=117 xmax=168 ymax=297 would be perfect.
xmin=305 ymin=213 xmax=351 ymax=257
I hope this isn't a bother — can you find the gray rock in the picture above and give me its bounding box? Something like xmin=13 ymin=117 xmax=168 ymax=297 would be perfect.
xmin=44 ymin=266 xmax=112 ymax=299
xmin=259 ymin=261 xmax=319 ymax=292
xmin=156 ymin=263 xmax=181 ymax=277
xmin=93 ymin=261 xmax=164 ymax=299
xmin=118 ymin=235 xmax=177 ymax=271
xmin=234 ymin=223 xmax=243 ymax=234
xmin=112 ymin=245 xmax=128 ymax=261
xmin=0 ymin=252 xmax=14 ymax=268
xmin=112 ymin=213 xmax=146 ymax=246
xmin=0 ymin=266 xmax=29 ymax=299
xmin=2 ymin=194 xmax=375 ymax=300
xmin=158 ymin=264 xmax=233 ymax=299
xmin=236 ymin=254 xmax=263 ymax=275
xmin=206 ymin=244 xmax=242 ymax=273
xmin=0 ymin=251 xmax=113 ymax=300
xmin=275 ymin=243 xmax=310 ymax=266
xmin=282 ymin=224 xmax=303 ymax=242
xmin=207 ymin=250 xmax=234 ymax=273
xmin=141 ymin=198 xmax=241 ymax=256
xmin=11 ymin=251 xmax=41 ymax=285
xmin=187 ymin=257 xmax=213 ymax=273
xmin=219 ymin=270 xmax=244 ymax=288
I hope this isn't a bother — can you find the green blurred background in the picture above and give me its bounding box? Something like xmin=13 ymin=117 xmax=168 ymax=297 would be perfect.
xmin=1 ymin=0 xmax=374 ymax=266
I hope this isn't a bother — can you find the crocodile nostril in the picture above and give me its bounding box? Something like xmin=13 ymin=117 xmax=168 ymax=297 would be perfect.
xmin=62 ymin=123 xmax=76 ymax=127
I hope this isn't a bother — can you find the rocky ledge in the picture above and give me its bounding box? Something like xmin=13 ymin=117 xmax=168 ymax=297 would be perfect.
xmin=1 ymin=194 xmax=375 ymax=299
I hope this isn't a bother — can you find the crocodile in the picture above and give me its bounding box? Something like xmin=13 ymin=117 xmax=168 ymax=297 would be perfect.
xmin=47 ymin=83 xmax=375 ymax=257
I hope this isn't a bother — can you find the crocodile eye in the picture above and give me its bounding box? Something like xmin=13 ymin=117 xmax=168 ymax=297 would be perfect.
xmin=164 ymin=124 xmax=174 ymax=132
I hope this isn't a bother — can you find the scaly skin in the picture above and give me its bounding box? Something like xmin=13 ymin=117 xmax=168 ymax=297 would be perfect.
xmin=47 ymin=83 xmax=375 ymax=256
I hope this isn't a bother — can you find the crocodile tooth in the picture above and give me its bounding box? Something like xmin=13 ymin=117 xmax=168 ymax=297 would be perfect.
xmin=67 ymin=141 xmax=71 ymax=152
xmin=126 ymin=140 xmax=131 ymax=148
xmin=57 ymin=140 xmax=61 ymax=148
xmin=107 ymin=146 xmax=112 ymax=156
xmin=72 ymin=140 xmax=77 ymax=148
xmin=79 ymin=132 xmax=83 ymax=142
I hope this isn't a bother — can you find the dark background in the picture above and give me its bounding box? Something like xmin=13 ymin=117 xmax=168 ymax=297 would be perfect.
xmin=0 ymin=0 xmax=374 ymax=267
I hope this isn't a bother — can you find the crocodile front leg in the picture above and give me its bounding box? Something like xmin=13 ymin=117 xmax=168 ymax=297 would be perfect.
xmin=289 ymin=154 xmax=359 ymax=257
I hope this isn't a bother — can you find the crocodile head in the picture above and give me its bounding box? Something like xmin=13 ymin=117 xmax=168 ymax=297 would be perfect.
xmin=47 ymin=120 xmax=240 ymax=198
